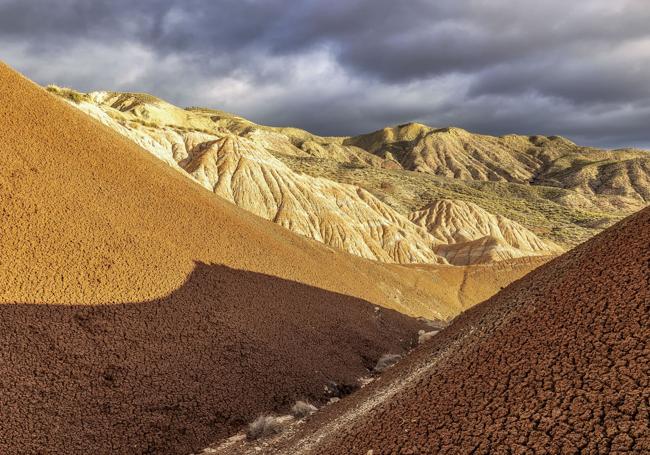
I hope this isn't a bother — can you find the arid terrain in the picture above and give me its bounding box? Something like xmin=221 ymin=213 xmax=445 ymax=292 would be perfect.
xmin=0 ymin=62 xmax=434 ymax=454
xmin=2 ymin=0 xmax=649 ymax=453
xmin=1 ymin=58 xmax=648 ymax=455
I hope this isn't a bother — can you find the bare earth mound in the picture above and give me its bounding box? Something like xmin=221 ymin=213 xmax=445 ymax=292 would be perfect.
xmin=252 ymin=207 xmax=649 ymax=454
xmin=0 ymin=62 xmax=433 ymax=454
xmin=0 ymin=63 xmax=465 ymax=317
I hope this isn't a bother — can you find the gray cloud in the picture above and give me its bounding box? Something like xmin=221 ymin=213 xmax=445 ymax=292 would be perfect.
xmin=0 ymin=0 xmax=649 ymax=148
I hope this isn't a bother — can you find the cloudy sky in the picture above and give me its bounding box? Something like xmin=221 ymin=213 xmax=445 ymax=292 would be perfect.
xmin=1 ymin=0 xmax=649 ymax=148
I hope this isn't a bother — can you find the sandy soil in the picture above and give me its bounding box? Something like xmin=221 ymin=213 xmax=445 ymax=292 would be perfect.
xmin=0 ymin=62 xmax=543 ymax=322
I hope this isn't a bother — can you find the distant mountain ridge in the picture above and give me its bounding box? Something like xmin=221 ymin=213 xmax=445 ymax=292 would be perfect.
xmin=346 ymin=122 xmax=649 ymax=204
xmin=47 ymin=85 xmax=649 ymax=265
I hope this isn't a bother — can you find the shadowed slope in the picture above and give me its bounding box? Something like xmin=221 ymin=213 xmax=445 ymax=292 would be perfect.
xmin=0 ymin=263 xmax=425 ymax=454
xmin=321 ymin=208 xmax=650 ymax=454
xmin=244 ymin=207 xmax=649 ymax=454
xmin=0 ymin=61 xmax=438 ymax=454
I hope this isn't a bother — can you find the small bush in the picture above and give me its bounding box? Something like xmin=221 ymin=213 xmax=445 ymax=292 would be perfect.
xmin=137 ymin=119 xmax=162 ymax=129
xmin=46 ymin=85 xmax=89 ymax=104
xmin=246 ymin=415 xmax=285 ymax=440
xmin=324 ymin=381 xmax=357 ymax=398
xmin=341 ymin=161 xmax=368 ymax=170
xmin=374 ymin=353 xmax=402 ymax=372
xmin=418 ymin=329 xmax=438 ymax=345
xmin=291 ymin=401 xmax=317 ymax=419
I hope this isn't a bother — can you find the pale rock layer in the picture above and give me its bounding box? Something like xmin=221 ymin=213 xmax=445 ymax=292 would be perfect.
xmin=61 ymin=92 xmax=562 ymax=265
xmin=409 ymin=199 xmax=563 ymax=265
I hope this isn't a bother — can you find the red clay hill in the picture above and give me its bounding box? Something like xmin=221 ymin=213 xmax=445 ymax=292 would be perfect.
xmin=260 ymin=207 xmax=649 ymax=454
xmin=0 ymin=62 xmax=431 ymax=454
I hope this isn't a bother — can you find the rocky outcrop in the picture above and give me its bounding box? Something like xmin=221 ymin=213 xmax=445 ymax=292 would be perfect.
xmin=183 ymin=134 xmax=445 ymax=264
xmin=409 ymin=199 xmax=563 ymax=265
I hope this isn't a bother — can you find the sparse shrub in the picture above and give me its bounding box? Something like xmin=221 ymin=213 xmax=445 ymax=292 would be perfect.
xmin=246 ymin=415 xmax=285 ymax=440
xmin=341 ymin=161 xmax=367 ymax=170
xmin=374 ymin=353 xmax=402 ymax=372
xmin=418 ymin=329 xmax=438 ymax=345
xmin=45 ymin=85 xmax=89 ymax=104
xmin=290 ymin=400 xmax=317 ymax=419
xmin=138 ymin=119 xmax=162 ymax=129
xmin=68 ymin=91 xmax=87 ymax=104
xmin=324 ymin=381 xmax=357 ymax=398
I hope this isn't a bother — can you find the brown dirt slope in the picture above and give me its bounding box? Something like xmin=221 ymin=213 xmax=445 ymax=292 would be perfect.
xmin=0 ymin=264 xmax=426 ymax=455
xmin=0 ymin=62 xmax=434 ymax=454
xmin=268 ymin=207 xmax=650 ymax=454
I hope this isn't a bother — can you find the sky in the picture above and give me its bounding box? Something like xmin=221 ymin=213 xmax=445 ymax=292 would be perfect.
xmin=1 ymin=0 xmax=649 ymax=148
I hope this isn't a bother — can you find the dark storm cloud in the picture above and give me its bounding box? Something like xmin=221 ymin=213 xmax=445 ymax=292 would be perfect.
xmin=1 ymin=0 xmax=649 ymax=148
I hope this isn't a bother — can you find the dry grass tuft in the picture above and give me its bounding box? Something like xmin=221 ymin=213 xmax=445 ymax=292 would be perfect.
xmin=374 ymin=353 xmax=402 ymax=372
xmin=291 ymin=400 xmax=317 ymax=419
xmin=246 ymin=415 xmax=285 ymax=440
xmin=418 ymin=329 xmax=439 ymax=344
xmin=46 ymin=85 xmax=89 ymax=104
